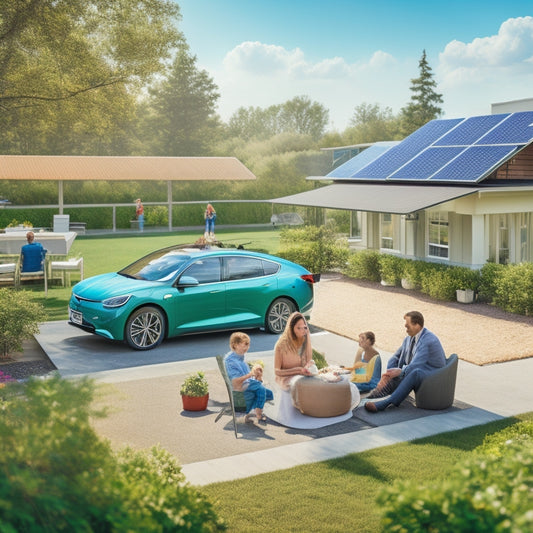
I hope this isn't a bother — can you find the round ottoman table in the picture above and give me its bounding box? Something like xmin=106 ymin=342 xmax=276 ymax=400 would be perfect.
xmin=290 ymin=375 xmax=357 ymax=417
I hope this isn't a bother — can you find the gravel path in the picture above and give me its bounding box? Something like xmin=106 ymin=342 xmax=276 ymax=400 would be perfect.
xmin=311 ymin=274 xmax=533 ymax=366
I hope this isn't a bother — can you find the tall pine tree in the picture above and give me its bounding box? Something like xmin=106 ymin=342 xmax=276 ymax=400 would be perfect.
xmin=401 ymin=50 xmax=443 ymax=136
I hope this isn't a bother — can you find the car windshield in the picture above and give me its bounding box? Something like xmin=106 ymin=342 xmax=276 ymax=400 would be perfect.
xmin=119 ymin=249 xmax=192 ymax=281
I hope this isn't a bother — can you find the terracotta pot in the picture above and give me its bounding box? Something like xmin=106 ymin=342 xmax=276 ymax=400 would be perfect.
xmin=181 ymin=393 xmax=209 ymax=411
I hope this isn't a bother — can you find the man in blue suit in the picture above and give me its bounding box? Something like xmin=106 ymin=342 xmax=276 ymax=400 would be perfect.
xmin=364 ymin=311 xmax=445 ymax=413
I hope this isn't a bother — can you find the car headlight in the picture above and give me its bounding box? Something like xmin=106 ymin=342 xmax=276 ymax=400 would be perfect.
xmin=102 ymin=295 xmax=132 ymax=308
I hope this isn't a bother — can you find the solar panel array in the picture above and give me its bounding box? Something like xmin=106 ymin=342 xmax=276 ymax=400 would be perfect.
xmin=328 ymin=111 xmax=533 ymax=184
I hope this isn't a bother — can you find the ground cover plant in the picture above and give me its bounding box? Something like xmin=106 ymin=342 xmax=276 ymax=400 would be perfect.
xmin=0 ymin=376 xmax=224 ymax=532
xmin=202 ymin=414 xmax=533 ymax=532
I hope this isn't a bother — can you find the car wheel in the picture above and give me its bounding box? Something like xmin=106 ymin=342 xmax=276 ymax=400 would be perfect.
xmin=125 ymin=306 xmax=166 ymax=350
xmin=265 ymin=298 xmax=296 ymax=334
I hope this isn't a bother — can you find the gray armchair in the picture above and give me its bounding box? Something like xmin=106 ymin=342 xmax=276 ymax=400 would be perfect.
xmin=415 ymin=353 xmax=458 ymax=410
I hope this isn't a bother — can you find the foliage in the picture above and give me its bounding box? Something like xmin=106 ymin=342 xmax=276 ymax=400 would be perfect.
xmin=180 ymin=371 xmax=209 ymax=397
xmin=419 ymin=263 xmax=457 ymax=301
xmin=145 ymin=205 xmax=169 ymax=227
xmin=378 ymin=254 xmax=404 ymax=286
xmin=344 ymin=102 xmax=402 ymax=144
xmin=401 ymin=50 xmax=443 ymax=136
xmin=343 ymin=249 xmax=381 ymax=282
xmin=0 ymin=288 xmax=46 ymax=357
xmin=312 ymin=349 xmax=328 ymax=370
xmin=378 ymin=439 xmax=533 ymax=532
xmin=476 ymin=420 xmax=533 ymax=457
xmin=0 ymin=0 xmax=182 ymax=155
xmin=478 ymin=262 xmax=506 ymax=303
xmin=0 ymin=376 xmax=223 ymax=531
xmin=139 ymin=43 xmax=221 ymax=156
xmin=277 ymin=224 xmax=349 ymax=273
xmin=493 ymin=262 xmax=533 ymax=315
xmin=227 ymin=96 xmax=329 ymax=141
xmin=401 ymin=259 xmax=424 ymax=288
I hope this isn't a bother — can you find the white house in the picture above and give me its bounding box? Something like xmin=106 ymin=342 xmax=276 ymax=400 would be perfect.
xmin=272 ymin=111 xmax=533 ymax=268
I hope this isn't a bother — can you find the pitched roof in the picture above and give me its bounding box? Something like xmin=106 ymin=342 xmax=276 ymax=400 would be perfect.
xmin=0 ymin=156 xmax=256 ymax=181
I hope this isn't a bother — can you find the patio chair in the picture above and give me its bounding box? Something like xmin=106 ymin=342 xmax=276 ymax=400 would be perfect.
xmin=18 ymin=253 xmax=48 ymax=295
xmin=415 ymin=353 xmax=458 ymax=410
xmin=0 ymin=254 xmax=20 ymax=287
xmin=214 ymin=354 xmax=247 ymax=438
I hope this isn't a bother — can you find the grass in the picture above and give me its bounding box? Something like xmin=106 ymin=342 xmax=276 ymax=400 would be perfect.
xmin=203 ymin=413 xmax=533 ymax=532
xmin=21 ymin=227 xmax=282 ymax=322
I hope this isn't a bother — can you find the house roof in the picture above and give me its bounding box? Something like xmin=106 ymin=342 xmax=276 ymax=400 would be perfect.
xmin=325 ymin=111 xmax=533 ymax=184
xmin=271 ymin=183 xmax=480 ymax=215
xmin=0 ymin=155 xmax=256 ymax=181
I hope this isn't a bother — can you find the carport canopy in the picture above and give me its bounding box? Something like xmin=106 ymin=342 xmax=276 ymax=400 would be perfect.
xmin=271 ymin=183 xmax=480 ymax=215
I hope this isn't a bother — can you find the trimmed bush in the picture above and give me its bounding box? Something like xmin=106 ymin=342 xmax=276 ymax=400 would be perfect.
xmin=493 ymin=263 xmax=533 ymax=315
xmin=379 ymin=254 xmax=404 ymax=286
xmin=277 ymin=225 xmax=349 ymax=273
xmin=344 ymin=250 xmax=381 ymax=282
xmin=419 ymin=263 xmax=457 ymax=301
xmin=378 ymin=439 xmax=533 ymax=532
xmin=478 ymin=262 xmax=505 ymax=303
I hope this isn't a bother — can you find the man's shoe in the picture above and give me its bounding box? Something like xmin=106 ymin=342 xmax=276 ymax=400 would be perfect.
xmin=364 ymin=401 xmax=378 ymax=413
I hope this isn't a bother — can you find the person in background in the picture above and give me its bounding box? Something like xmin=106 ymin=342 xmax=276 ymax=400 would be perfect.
xmin=274 ymin=312 xmax=315 ymax=391
xmin=135 ymin=198 xmax=144 ymax=232
xmin=204 ymin=203 xmax=216 ymax=239
xmin=224 ymin=331 xmax=273 ymax=423
xmin=364 ymin=311 xmax=445 ymax=412
xmin=21 ymin=231 xmax=47 ymax=272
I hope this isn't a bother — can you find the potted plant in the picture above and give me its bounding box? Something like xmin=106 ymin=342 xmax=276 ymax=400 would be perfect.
xmin=180 ymin=371 xmax=209 ymax=411
xmin=455 ymin=267 xmax=481 ymax=304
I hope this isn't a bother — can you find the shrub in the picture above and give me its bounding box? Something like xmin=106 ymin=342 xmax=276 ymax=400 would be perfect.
xmin=277 ymin=224 xmax=349 ymax=273
xmin=476 ymin=420 xmax=533 ymax=457
xmin=419 ymin=264 xmax=457 ymax=301
xmin=401 ymin=259 xmax=424 ymax=289
xmin=0 ymin=376 xmax=223 ymax=532
xmin=344 ymin=250 xmax=381 ymax=282
xmin=145 ymin=205 xmax=169 ymax=226
xmin=493 ymin=263 xmax=533 ymax=315
xmin=0 ymin=288 xmax=46 ymax=357
xmin=379 ymin=254 xmax=404 ymax=286
xmin=378 ymin=440 xmax=533 ymax=532
xmin=478 ymin=262 xmax=505 ymax=303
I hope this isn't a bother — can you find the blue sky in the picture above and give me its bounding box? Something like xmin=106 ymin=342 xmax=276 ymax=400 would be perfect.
xmin=177 ymin=0 xmax=533 ymax=131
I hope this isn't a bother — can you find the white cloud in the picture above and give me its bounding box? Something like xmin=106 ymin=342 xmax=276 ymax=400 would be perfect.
xmin=437 ymin=16 xmax=533 ymax=118
xmin=216 ymin=41 xmax=409 ymax=130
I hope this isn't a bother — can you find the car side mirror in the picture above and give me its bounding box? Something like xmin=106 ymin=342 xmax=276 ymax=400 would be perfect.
xmin=177 ymin=275 xmax=199 ymax=288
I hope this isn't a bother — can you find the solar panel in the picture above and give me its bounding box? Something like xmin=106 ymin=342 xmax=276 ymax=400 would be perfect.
xmin=388 ymin=146 xmax=465 ymax=180
xmin=475 ymin=111 xmax=533 ymax=145
xmin=326 ymin=141 xmax=399 ymax=178
xmin=431 ymin=145 xmax=519 ymax=182
xmin=351 ymin=118 xmax=464 ymax=179
xmin=333 ymin=111 xmax=533 ymax=184
xmin=433 ymin=114 xmax=506 ymax=146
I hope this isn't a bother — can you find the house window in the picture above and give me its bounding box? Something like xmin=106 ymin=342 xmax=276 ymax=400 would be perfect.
xmin=351 ymin=211 xmax=362 ymax=240
xmin=380 ymin=213 xmax=399 ymax=250
xmin=428 ymin=212 xmax=449 ymax=259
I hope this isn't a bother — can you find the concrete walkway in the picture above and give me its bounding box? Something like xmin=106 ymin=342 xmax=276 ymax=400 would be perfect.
xmin=35 ymin=322 xmax=533 ymax=487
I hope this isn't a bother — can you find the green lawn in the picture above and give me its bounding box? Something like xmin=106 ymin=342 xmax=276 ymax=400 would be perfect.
xmin=30 ymin=228 xmax=282 ymax=321
xmin=202 ymin=414 xmax=532 ymax=532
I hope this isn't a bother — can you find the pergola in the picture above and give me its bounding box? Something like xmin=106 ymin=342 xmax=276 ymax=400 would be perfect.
xmin=0 ymin=155 xmax=256 ymax=230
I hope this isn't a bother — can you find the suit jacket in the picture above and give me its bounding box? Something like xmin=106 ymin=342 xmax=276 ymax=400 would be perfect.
xmin=387 ymin=328 xmax=445 ymax=379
